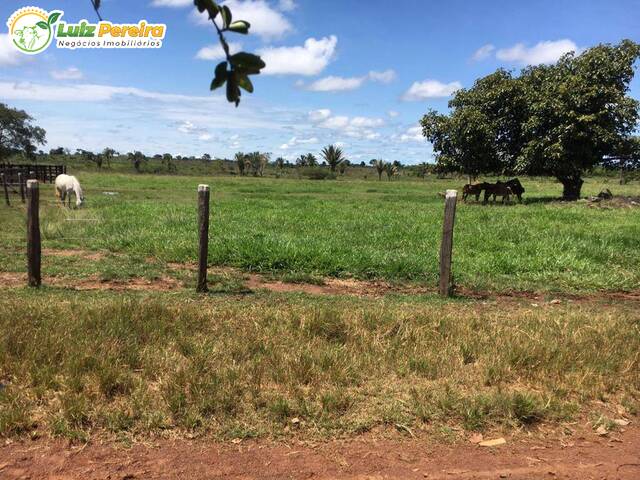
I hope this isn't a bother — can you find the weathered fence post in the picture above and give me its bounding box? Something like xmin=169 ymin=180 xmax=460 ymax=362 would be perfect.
xmin=18 ymin=172 xmax=25 ymax=203
xmin=439 ymin=189 xmax=458 ymax=297
xmin=1 ymin=172 xmax=9 ymax=207
xmin=196 ymin=184 xmax=210 ymax=293
xmin=26 ymin=180 xmax=41 ymax=287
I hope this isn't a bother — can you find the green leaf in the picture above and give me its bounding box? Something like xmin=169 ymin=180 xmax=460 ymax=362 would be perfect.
xmin=210 ymin=61 xmax=228 ymax=90
xmin=47 ymin=12 xmax=61 ymax=25
xmin=36 ymin=21 xmax=49 ymax=30
xmin=221 ymin=5 xmax=232 ymax=27
xmin=226 ymin=73 xmax=241 ymax=107
xmin=237 ymin=74 xmax=254 ymax=93
xmin=228 ymin=20 xmax=250 ymax=34
xmin=194 ymin=0 xmax=219 ymax=19
xmin=229 ymin=52 xmax=266 ymax=71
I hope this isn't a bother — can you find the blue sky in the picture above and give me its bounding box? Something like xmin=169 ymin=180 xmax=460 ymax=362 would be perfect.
xmin=1 ymin=0 xmax=639 ymax=164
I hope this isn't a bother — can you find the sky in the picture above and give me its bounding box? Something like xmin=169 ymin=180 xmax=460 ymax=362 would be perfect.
xmin=1 ymin=0 xmax=639 ymax=164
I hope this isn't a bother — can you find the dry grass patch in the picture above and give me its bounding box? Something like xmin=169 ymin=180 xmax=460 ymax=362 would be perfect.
xmin=0 ymin=292 xmax=638 ymax=441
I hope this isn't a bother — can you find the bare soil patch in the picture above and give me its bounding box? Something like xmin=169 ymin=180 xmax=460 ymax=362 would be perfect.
xmin=0 ymin=273 xmax=181 ymax=291
xmin=3 ymin=265 xmax=640 ymax=302
xmin=1 ymin=425 xmax=639 ymax=479
xmin=42 ymin=248 xmax=106 ymax=261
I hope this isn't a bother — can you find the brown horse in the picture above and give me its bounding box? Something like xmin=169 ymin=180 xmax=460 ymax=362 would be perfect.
xmin=483 ymin=182 xmax=513 ymax=204
xmin=462 ymin=182 xmax=489 ymax=202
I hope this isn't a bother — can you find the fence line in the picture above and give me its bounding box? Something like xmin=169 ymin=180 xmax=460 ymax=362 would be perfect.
xmin=9 ymin=182 xmax=460 ymax=296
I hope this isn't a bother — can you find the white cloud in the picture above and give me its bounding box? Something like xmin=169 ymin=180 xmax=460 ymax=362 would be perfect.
xmin=259 ymin=36 xmax=337 ymax=76
xmin=308 ymin=109 xmax=332 ymax=122
xmin=402 ymin=79 xmax=462 ymax=101
xmin=195 ymin=42 xmax=242 ymax=61
xmin=320 ymin=116 xmax=349 ymax=129
xmin=306 ymin=76 xmax=366 ymax=92
xmin=151 ymin=0 xmax=191 ymax=6
xmin=199 ymin=133 xmax=213 ymax=141
xmin=350 ymin=117 xmax=384 ymax=128
xmin=0 ymin=33 xmax=26 ymax=67
xmin=0 ymin=81 xmax=208 ymax=103
xmin=308 ymin=109 xmax=385 ymax=139
xmin=50 ymin=67 xmax=84 ymax=80
xmin=279 ymin=136 xmax=318 ymax=149
xmin=388 ymin=110 xmax=400 ymax=118
xmin=304 ymin=68 xmax=396 ymax=92
xmin=398 ymin=125 xmax=424 ymax=143
xmin=472 ymin=44 xmax=495 ymax=61
xmin=496 ymin=39 xmax=578 ymax=65
xmin=368 ymin=69 xmax=396 ymax=84
xmin=191 ymin=0 xmax=292 ymax=40
xmin=177 ymin=121 xmax=199 ymax=134
xmin=278 ymin=0 xmax=297 ymax=11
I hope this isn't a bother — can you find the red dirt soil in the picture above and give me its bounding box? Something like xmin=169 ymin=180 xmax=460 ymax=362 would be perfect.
xmin=1 ymin=425 xmax=639 ymax=479
xmin=3 ymin=267 xmax=640 ymax=303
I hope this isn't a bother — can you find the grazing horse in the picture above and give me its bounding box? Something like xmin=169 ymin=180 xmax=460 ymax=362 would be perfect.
xmin=483 ymin=182 xmax=513 ymax=204
xmin=503 ymin=178 xmax=525 ymax=203
xmin=462 ymin=182 xmax=489 ymax=202
xmin=55 ymin=174 xmax=84 ymax=208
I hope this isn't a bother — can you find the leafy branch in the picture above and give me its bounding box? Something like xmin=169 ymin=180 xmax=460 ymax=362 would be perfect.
xmin=89 ymin=0 xmax=265 ymax=106
xmin=195 ymin=0 xmax=265 ymax=106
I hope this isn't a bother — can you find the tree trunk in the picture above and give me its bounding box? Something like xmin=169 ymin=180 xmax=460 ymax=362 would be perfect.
xmin=558 ymin=175 xmax=584 ymax=200
xmin=619 ymin=165 xmax=626 ymax=185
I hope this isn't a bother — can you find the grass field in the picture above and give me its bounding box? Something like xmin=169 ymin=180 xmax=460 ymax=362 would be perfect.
xmin=1 ymin=172 xmax=640 ymax=293
xmin=1 ymin=289 xmax=638 ymax=441
xmin=1 ymin=172 xmax=639 ymax=442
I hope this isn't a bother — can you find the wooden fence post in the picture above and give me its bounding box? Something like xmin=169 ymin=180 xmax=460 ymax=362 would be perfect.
xmin=1 ymin=173 xmax=9 ymax=207
xmin=439 ymin=189 xmax=458 ymax=297
xmin=18 ymin=172 xmax=25 ymax=203
xmin=26 ymin=180 xmax=41 ymax=287
xmin=196 ymin=184 xmax=210 ymax=293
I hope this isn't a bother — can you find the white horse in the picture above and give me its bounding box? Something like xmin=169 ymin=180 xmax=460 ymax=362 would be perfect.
xmin=55 ymin=174 xmax=84 ymax=208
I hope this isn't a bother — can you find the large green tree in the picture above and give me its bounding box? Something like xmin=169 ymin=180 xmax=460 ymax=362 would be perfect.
xmin=0 ymin=103 xmax=47 ymax=161
xmin=422 ymin=40 xmax=640 ymax=199
xmin=517 ymin=40 xmax=640 ymax=199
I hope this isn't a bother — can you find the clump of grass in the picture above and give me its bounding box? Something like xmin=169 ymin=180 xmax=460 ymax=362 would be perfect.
xmin=0 ymin=291 xmax=638 ymax=441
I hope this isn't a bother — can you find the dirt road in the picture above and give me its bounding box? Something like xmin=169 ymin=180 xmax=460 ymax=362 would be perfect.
xmin=2 ymin=425 xmax=639 ymax=479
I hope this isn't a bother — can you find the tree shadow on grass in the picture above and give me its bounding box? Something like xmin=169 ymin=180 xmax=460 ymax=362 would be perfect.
xmin=522 ymin=196 xmax=563 ymax=205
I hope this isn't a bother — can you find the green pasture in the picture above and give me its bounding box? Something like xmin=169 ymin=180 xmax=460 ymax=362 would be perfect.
xmin=1 ymin=172 xmax=639 ymax=293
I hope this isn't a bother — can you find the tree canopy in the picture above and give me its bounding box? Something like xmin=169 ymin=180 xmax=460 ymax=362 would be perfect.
xmin=421 ymin=40 xmax=640 ymax=199
xmin=0 ymin=103 xmax=47 ymax=160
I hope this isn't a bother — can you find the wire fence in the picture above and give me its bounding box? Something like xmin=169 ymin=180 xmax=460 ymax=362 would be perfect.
xmin=4 ymin=179 xmax=458 ymax=295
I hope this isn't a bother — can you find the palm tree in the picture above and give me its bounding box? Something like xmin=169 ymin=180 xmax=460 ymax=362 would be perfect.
xmin=128 ymin=151 xmax=146 ymax=173
xmin=102 ymin=147 xmax=116 ymax=168
xmin=162 ymin=153 xmax=175 ymax=172
xmin=235 ymin=152 xmax=246 ymax=176
xmin=384 ymin=162 xmax=398 ymax=180
xmin=370 ymin=159 xmax=385 ymax=181
xmin=275 ymin=157 xmax=285 ymax=171
xmin=321 ymin=145 xmax=346 ymax=172
xmin=306 ymin=153 xmax=318 ymax=166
